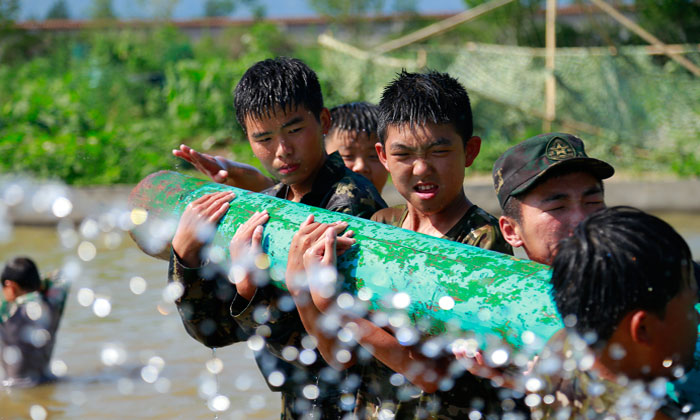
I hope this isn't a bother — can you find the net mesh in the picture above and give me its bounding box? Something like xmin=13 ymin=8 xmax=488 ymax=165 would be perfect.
xmin=320 ymin=41 xmax=700 ymax=173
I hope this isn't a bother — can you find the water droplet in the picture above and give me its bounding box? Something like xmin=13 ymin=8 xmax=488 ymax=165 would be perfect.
xmin=268 ymin=370 xmax=285 ymax=387
xmin=3 ymin=345 xmax=21 ymax=365
xmin=392 ymin=292 xmax=410 ymax=309
xmin=129 ymin=276 xmax=147 ymax=295
xmin=299 ymin=349 xmax=317 ymax=366
xmin=254 ymin=253 xmax=270 ymax=270
xmin=525 ymin=393 xmax=541 ymax=407
xmin=80 ymin=218 xmax=100 ymax=239
xmin=336 ymin=349 xmax=352 ymax=363
xmin=525 ymin=377 xmax=543 ymax=392
xmin=162 ymin=282 xmax=184 ymax=303
xmin=246 ymin=335 xmax=264 ymax=352
xmin=609 ymin=343 xmax=626 ymax=360
xmin=662 ymin=359 xmax=673 ymax=368
xmin=101 ymin=343 xmax=127 ymax=366
xmin=543 ymin=394 xmax=555 ymax=404
xmin=93 ymin=298 xmax=111 ymax=318
xmin=438 ymin=296 xmax=455 ymax=310
xmin=29 ymin=405 xmax=47 ymax=420
xmin=25 ymin=301 xmax=43 ymax=321
xmin=468 ymin=410 xmax=483 ymax=420
xmin=206 ymin=357 xmax=224 ymax=374
xmin=3 ymin=184 xmax=24 ymax=206
xmin=303 ymin=384 xmax=320 ymax=400
xmin=78 ymin=241 xmax=97 ymax=261
xmin=208 ymin=395 xmax=230 ymax=412
xmin=563 ymin=314 xmax=577 ymax=327
xmin=52 ymin=197 xmax=72 ymax=218
xmin=130 ymin=208 xmax=148 ymax=225
xmin=141 ymin=365 xmax=159 ymax=383
xmin=357 ymin=287 xmax=373 ymax=301
xmin=489 ymin=348 xmax=509 ymax=366
xmin=301 ymin=335 xmax=318 ymax=350
xmin=77 ymin=288 xmax=95 ymax=307
xmin=389 ymin=373 xmax=405 ymax=386
xmin=282 ymin=346 xmax=299 ymax=361
xmin=477 ymin=308 xmax=491 ymax=322
xmin=521 ymin=331 xmax=536 ymax=345
xmin=396 ymin=326 xmax=418 ymax=346
xmin=50 ymin=359 xmax=68 ymax=377
xmin=337 ymin=292 xmax=354 ymax=309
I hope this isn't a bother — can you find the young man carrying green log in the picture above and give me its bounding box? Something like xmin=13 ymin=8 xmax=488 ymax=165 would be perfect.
xmin=168 ymin=57 xmax=385 ymax=419
xmin=285 ymin=70 xmax=518 ymax=419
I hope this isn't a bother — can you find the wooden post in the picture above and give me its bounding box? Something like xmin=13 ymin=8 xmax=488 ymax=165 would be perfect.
xmin=544 ymin=0 xmax=557 ymax=132
xmin=590 ymin=0 xmax=700 ymax=77
xmin=372 ymin=0 xmax=514 ymax=55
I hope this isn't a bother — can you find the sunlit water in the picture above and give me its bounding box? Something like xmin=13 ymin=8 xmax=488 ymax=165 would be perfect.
xmin=0 ymin=227 xmax=278 ymax=420
xmin=1 ymin=213 xmax=698 ymax=420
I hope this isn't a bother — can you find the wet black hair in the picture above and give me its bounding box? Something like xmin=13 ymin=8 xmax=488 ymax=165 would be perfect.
xmin=329 ymin=102 xmax=379 ymax=136
xmin=377 ymin=70 xmax=473 ymax=145
xmin=233 ymin=57 xmax=324 ymax=134
xmin=1 ymin=257 xmax=41 ymax=292
xmin=551 ymin=206 xmax=693 ymax=344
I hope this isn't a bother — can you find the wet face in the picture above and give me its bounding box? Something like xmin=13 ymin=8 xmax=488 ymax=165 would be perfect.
xmin=651 ymin=267 xmax=699 ymax=376
xmin=503 ymin=171 xmax=605 ymax=265
xmin=376 ymin=123 xmax=480 ymax=215
xmin=325 ymin=129 xmax=388 ymax=193
xmin=244 ymin=106 xmax=330 ymax=190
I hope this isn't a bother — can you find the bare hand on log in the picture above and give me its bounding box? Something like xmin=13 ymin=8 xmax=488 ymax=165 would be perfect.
xmin=173 ymin=144 xmax=274 ymax=191
xmin=171 ymin=191 xmax=236 ymax=267
xmin=228 ymin=210 xmax=269 ymax=300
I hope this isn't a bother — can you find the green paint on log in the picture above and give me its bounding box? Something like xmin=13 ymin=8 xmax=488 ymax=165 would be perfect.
xmin=129 ymin=171 xmax=564 ymax=350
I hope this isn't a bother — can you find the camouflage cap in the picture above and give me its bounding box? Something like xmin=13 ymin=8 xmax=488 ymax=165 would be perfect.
xmin=492 ymin=133 xmax=614 ymax=209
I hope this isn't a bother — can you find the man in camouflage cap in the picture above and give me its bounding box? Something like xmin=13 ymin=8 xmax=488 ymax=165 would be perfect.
xmin=492 ymin=132 xmax=614 ymax=265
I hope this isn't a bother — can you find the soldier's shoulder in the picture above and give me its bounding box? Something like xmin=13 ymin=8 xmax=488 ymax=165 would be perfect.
xmin=370 ymin=205 xmax=407 ymax=226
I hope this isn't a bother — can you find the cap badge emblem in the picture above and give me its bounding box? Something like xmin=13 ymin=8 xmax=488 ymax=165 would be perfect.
xmin=546 ymin=138 xmax=576 ymax=161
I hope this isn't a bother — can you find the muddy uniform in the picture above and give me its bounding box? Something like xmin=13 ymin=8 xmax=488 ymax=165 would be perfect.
xmin=170 ymin=152 xmax=386 ymax=419
xmin=0 ymin=273 xmax=69 ymax=387
xmin=358 ymin=205 xmax=517 ymax=419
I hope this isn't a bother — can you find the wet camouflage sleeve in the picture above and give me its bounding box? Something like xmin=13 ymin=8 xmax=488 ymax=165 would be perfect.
xmin=323 ymin=178 xmax=387 ymax=219
xmin=169 ymin=250 xmax=248 ymax=348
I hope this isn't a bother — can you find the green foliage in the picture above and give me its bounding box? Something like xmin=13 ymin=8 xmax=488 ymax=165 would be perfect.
xmin=90 ymin=0 xmax=115 ymax=19
xmin=204 ymin=0 xmax=237 ymax=17
xmin=46 ymin=0 xmax=70 ymax=20
xmin=1 ymin=15 xmax=698 ymax=186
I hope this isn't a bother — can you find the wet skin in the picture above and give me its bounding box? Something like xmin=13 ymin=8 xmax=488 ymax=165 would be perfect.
xmin=500 ymin=171 xmax=605 ymax=265
xmin=376 ymin=123 xmax=481 ymax=235
xmin=325 ymin=129 xmax=388 ymax=193
xmin=244 ymin=106 xmax=331 ymax=202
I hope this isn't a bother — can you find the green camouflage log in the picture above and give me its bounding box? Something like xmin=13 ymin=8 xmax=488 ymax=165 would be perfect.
xmin=129 ymin=171 xmax=563 ymax=350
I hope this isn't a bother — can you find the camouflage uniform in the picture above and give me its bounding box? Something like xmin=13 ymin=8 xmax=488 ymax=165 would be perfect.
xmin=371 ymin=204 xmax=513 ymax=254
xmin=531 ymin=331 xmax=680 ymax=420
xmin=0 ymin=272 xmax=69 ymax=387
xmin=356 ymin=205 xmax=517 ymax=419
xmin=170 ymin=151 xmax=386 ymax=419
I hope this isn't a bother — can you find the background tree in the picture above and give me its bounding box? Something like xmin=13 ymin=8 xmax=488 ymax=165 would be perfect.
xmin=138 ymin=0 xmax=179 ymax=19
xmin=0 ymin=0 xmax=19 ymax=22
xmin=204 ymin=0 xmax=236 ymax=17
xmin=91 ymin=0 xmax=116 ymax=19
xmin=46 ymin=0 xmax=70 ymax=20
